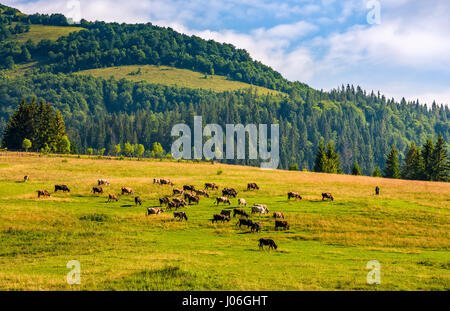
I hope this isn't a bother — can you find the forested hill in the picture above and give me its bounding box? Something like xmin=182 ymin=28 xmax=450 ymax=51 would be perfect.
xmin=0 ymin=4 xmax=449 ymax=175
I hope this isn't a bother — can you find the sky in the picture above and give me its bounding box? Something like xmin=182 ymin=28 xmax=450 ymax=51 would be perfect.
xmin=4 ymin=0 xmax=450 ymax=106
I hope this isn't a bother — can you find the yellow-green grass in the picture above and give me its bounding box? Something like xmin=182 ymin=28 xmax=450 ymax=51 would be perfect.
xmin=75 ymin=65 xmax=285 ymax=96
xmin=14 ymin=24 xmax=84 ymax=43
xmin=0 ymin=153 xmax=448 ymax=291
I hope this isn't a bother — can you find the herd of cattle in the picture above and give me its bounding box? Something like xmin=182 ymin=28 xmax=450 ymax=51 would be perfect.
xmin=33 ymin=177 xmax=338 ymax=251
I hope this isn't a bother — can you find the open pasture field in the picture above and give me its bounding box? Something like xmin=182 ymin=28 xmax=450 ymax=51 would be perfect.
xmin=0 ymin=154 xmax=448 ymax=290
xmin=75 ymin=65 xmax=285 ymax=96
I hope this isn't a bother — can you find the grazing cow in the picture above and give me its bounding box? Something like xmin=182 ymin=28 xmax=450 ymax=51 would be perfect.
xmin=147 ymin=208 xmax=164 ymax=215
xmin=251 ymin=222 xmax=262 ymax=233
xmin=275 ymin=220 xmax=290 ymax=230
xmin=238 ymin=198 xmax=247 ymax=207
xmin=233 ymin=209 xmax=249 ymax=218
xmin=222 ymin=188 xmax=238 ymax=197
xmin=121 ymin=187 xmax=134 ymax=195
xmin=322 ymin=193 xmax=334 ymax=201
xmin=55 ymin=185 xmax=70 ymax=193
xmin=247 ymin=183 xmax=259 ymax=190
xmin=251 ymin=205 xmax=269 ymax=216
xmin=98 ymin=179 xmax=110 ymax=186
xmin=212 ymin=214 xmax=230 ymax=224
xmin=92 ymin=186 xmax=103 ymax=194
xmin=183 ymin=185 xmax=195 ymax=192
xmin=216 ymin=197 xmax=231 ymax=205
xmin=173 ymin=188 xmax=184 ymax=196
xmin=375 ymin=186 xmax=380 ymax=195
xmin=259 ymin=238 xmax=277 ymax=250
xmin=135 ymin=196 xmax=142 ymax=206
xmin=159 ymin=197 xmax=170 ymax=206
xmin=174 ymin=212 xmax=188 ymax=221
xmin=160 ymin=179 xmax=174 ymax=186
xmin=273 ymin=212 xmax=285 ymax=219
xmin=108 ymin=194 xmax=118 ymax=202
xmin=236 ymin=218 xmax=254 ymax=228
xmin=153 ymin=178 xmax=161 ymax=185
xmin=37 ymin=190 xmax=50 ymax=198
xmin=220 ymin=210 xmax=232 ymax=218
xmin=173 ymin=198 xmax=187 ymax=207
xmin=24 ymin=176 xmax=29 ymax=183
xmin=288 ymin=192 xmax=302 ymax=200
xmin=168 ymin=201 xmax=179 ymax=210
xmin=188 ymin=195 xmax=200 ymax=205
xmin=195 ymin=189 xmax=209 ymax=198
xmin=205 ymin=183 xmax=219 ymax=190
xmin=184 ymin=193 xmax=199 ymax=205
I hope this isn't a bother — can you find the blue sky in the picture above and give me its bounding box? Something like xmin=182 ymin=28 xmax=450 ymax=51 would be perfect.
xmin=4 ymin=0 xmax=450 ymax=106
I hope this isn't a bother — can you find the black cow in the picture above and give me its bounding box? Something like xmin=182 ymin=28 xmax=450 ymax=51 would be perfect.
xmin=55 ymin=185 xmax=70 ymax=193
xmin=275 ymin=220 xmax=289 ymax=230
xmin=233 ymin=208 xmax=249 ymax=218
xmin=174 ymin=212 xmax=188 ymax=221
xmin=236 ymin=218 xmax=253 ymax=228
xmin=135 ymin=196 xmax=142 ymax=206
xmin=322 ymin=193 xmax=334 ymax=201
xmin=259 ymin=238 xmax=277 ymax=250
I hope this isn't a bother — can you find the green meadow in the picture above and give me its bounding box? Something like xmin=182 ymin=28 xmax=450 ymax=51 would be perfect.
xmin=0 ymin=154 xmax=448 ymax=290
xmin=75 ymin=65 xmax=285 ymax=96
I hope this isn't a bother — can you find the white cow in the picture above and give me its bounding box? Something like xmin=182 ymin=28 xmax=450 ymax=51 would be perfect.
xmin=98 ymin=179 xmax=110 ymax=186
xmin=252 ymin=204 xmax=269 ymax=216
xmin=238 ymin=198 xmax=247 ymax=206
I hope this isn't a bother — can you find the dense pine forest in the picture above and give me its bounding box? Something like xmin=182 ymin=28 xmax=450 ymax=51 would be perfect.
xmin=0 ymin=4 xmax=448 ymax=178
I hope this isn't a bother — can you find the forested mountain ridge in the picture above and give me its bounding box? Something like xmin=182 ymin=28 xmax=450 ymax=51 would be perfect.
xmin=0 ymin=4 xmax=448 ymax=176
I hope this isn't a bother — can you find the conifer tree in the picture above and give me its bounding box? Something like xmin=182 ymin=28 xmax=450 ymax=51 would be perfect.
xmin=421 ymin=138 xmax=434 ymax=180
xmin=384 ymin=145 xmax=400 ymax=179
xmin=430 ymin=134 xmax=449 ymax=181
xmin=351 ymin=162 xmax=362 ymax=175
xmin=401 ymin=142 xmax=423 ymax=180
xmin=313 ymin=140 xmax=326 ymax=173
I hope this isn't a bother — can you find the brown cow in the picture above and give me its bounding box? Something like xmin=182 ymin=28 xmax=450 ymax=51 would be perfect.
xmin=288 ymin=192 xmax=302 ymax=200
xmin=173 ymin=188 xmax=184 ymax=196
xmin=322 ymin=193 xmax=334 ymax=201
xmin=92 ymin=186 xmax=103 ymax=194
xmin=108 ymin=194 xmax=118 ymax=202
xmin=121 ymin=187 xmax=134 ymax=195
xmin=183 ymin=185 xmax=195 ymax=192
xmin=259 ymin=238 xmax=277 ymax=250
xmin=98 ymin=179 xmax=110 ymax=186
xmin=275 ymin=220 xmax=289 ymax=230
xmin=247 ymin=183 xmax=259 ymax=190
xmin=147 ymin=208 xmax=164 ymax=215
xmin=159 ymin=197 xmax=170 ymax=206
xmin=273 ymin=212 xmax=285 ymax=219
xmin=37 ymin=190 xmax=50 ymax=198
xmin=205 ymin=183 xmax=219 ymax=190
xmin=173 ymin=198 xmax=187 ymax=207
xmin=195 ymin=189 xmax=209 ymax=198
xmin=216 ymin=197 xmax=231 ymax=205
xmin=251 ymin=222 xmax=262 ymax=233
xmin=174 ymin=212 xmax=188 ymax=221
xmin=212 ymin=214 xmax=230 ymax=224
xmin=233 ymin=209 xmax=249 ymax=218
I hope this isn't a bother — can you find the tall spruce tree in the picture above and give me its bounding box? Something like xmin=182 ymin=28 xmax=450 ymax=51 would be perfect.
xmin=313 ymin=140 xmax=326 ymax=173
xmin=384 ymin=145 xmax=400 ymax=179
xmin=352 ymin=162 xmax=362 ymax=175
xmin=430 ymin=134 xmax=449 ymax=181
xmin=324 ymin=142 xmax=341 ymax=174
xmin=401 ymin=142 xmax=423 ymax=180
xmin=421 ymin=138 xmax=434 ymax=180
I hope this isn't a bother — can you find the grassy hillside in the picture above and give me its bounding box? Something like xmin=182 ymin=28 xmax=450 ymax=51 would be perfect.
xmin=13 ymin=24 xmax=84 ymax=43
xmin=75 ymin=65 xmax=285 ymax=96
xmin=0 ymin=153 xmax=448 ymax=290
